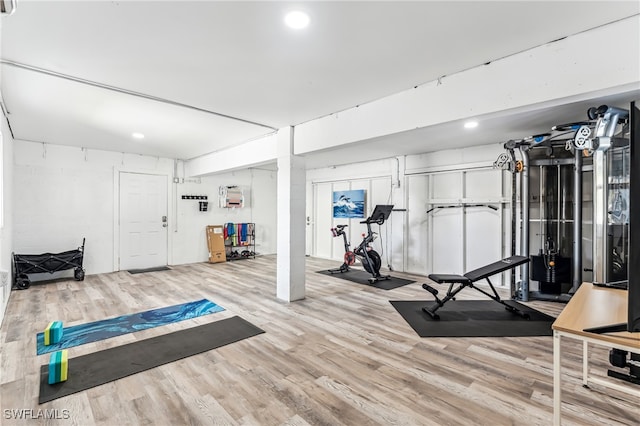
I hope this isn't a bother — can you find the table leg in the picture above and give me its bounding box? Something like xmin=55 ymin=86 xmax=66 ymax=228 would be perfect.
xmin=554 ymin=331 xmax=562 ymax=426
xmin=582 ymin=340 xmax=589 ymax=386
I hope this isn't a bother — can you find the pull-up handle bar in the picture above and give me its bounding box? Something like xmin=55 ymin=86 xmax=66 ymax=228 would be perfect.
xmin=426 ymin=204 xmax=498 ymax=214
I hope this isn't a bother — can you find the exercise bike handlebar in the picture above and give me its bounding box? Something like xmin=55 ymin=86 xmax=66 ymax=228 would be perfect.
xmin=360 ymin=205 xmax=393 ymax=226
xmin=359 ymin=216 xmax=386 ymax=225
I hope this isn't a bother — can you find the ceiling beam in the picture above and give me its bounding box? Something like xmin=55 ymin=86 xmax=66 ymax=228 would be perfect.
xmin=0 ymin=59 xmax=278 ymax=131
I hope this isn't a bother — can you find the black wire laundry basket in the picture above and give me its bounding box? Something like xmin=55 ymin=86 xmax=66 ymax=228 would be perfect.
xmin=12 ymin=238 xmax=85 ymax=289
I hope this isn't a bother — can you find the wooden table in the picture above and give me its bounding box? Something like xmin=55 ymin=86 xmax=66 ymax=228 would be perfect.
xmin=552 ymin=282 xmax=640 ymax=425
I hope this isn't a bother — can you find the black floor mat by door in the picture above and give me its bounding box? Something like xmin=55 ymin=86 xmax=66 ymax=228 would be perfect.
xmin=127 ymin=266 xmax=171 ymax=274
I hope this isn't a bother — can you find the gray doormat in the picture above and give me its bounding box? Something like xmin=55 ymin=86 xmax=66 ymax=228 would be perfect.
xmin=127 ymin=266 xmax=171 ymax=274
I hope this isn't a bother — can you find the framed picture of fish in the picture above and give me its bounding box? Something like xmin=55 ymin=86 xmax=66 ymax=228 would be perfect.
xmin=332 ymin=189 xmax=366 ymax=218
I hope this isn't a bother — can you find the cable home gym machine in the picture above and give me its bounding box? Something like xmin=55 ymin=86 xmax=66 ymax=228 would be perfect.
xmin=494 ymin=104 xmax=630 ymax=302
xmin=329 ymin=204 xmax=393 ymax=284
xmin=574 ymin=104 xmax=636 ymax=387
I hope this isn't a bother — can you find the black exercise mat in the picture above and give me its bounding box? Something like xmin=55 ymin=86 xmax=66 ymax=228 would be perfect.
xmin=390 ymin=300 xmax=555 ymax=337
xmin=317 ymin=269 xmax=415 ymax=290
xmin=39 ymin=316 xmax=264 ymax=403
xmin=128 ymin=266 xmax=171 ymax=274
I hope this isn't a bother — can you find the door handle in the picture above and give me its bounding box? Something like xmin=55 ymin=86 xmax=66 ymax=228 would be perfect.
xmin=162 ymin=223 xmax=168 ymax=228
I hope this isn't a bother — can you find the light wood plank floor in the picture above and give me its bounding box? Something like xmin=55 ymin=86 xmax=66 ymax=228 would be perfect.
xmin=1 ymin=255 xmax=638 ymax=425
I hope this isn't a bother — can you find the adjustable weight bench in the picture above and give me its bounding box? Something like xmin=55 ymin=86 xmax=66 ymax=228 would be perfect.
xmin=422 ymin=255 xmax=530 ymax=320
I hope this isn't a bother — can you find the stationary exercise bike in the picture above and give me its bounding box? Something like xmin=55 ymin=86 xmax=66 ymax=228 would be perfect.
xmin=329 ymin=204 xmax=393 ymax=284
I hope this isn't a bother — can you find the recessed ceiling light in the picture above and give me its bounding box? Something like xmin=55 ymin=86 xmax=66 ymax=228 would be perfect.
xmin=464 ymin=120 xmax=478 ymax=129
xmin=132 ymin=132 xmax=145 ymax=139
xmin=284 ymin=11 xmax=309 ymax=29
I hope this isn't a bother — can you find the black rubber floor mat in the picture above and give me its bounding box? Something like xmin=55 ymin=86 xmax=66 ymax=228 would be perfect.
xmin=317 ymin=269 xmax=415 ymax=290
xmin=39 ymin=316 xmax=264 ymax=403
xmin=390 ymin=300 xmax=554 ymax=337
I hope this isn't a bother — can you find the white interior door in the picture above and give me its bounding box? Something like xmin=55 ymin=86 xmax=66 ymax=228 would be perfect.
xmin=119 ymin=172 xmax=168 ymax=270
xmin=313 ymin=182 xmax=333 ymax=259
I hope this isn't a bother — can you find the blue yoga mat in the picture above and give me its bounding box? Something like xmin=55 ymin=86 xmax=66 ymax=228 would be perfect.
xmin=36 ymin=299 xmax=224 ymax=355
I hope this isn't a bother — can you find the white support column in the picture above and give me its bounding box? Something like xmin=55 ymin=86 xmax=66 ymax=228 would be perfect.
xmin=277 ymin=126 xmax=306 ymax=302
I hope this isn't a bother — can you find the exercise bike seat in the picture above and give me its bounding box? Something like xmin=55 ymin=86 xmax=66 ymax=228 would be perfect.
xmin=428 ymin=274 xmax=470 ymax=284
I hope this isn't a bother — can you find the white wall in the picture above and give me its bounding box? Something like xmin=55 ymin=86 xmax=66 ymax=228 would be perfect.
xmin=172 ymin=168 xmax=277 ymax=265
xmin=0 ymin=115 xmax=14 ymax=326
xmin=13 ymin=142 xmax=173 ymax=274
xmin=0 ymin=21 xmax=14 ymax=324
xmin=307 ymin=158 xmax=404 ymax=271
xmin=405 ymin=145 xmax=508 ymax=282
xmin=308 ymin=143 xmax=513 ymax=285
xmin=311 ymin=176 xmax=396 ymax=264
xmin=13 ymin=142 xmax=277 ymax=278
xmin=250 ymin=168 xmax=278 ymax=256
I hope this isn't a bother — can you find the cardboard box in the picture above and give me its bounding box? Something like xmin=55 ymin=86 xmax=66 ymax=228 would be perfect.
xmin=208 ymin=250 xmax=226 ymax=263
xmin=206 ymin=225 xmax=227 ymax=263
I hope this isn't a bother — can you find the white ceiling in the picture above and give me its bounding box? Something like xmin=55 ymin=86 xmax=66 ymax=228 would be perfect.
xmin=1 ymin=1 xmax=639 ymax=166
